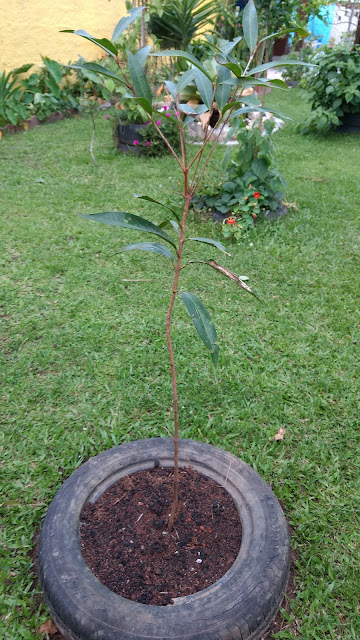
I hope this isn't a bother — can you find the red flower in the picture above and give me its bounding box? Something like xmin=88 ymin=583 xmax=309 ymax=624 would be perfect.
xmin=253 ymin=192 xmax=260 ymax=199
xmin=226 ymin=217 xmax=236 ymax=224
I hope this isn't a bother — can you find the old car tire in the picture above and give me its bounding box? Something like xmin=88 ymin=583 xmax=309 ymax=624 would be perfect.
xmin=115 ymin=123 xmax=146 ymax=153
xmin=39 ymin=438 xmax=290 ymax=640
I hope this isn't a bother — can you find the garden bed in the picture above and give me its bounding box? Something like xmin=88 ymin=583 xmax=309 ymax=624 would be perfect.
xmin=0 ymin=108 xmax=78 ymax=135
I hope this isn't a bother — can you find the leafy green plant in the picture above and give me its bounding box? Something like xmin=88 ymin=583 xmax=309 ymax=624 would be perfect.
xmin=148 ymin=0 xmax=218 ymax=50
xmin=136 ymin=105 xmax=182 ymax=156
xmin=64 ymin=1 xmax=310 ymax=530
xmin=215 ymin=1 xmax=242 ymax=42
xmin=298 ymin=44 xmax=360 ymax=132
xmin=0 ymin=64 xmax=33 ymax=126
xmin=193 ymin=119 xmax=286 ymax=237
xmin=21 ymin=57 xmax=78 ymax=121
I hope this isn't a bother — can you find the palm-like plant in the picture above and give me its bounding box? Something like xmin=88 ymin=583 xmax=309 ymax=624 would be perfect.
xmin=148 ymin=0 xmax=217 ymax=50
xmin=0 ymin=64 xmax=33 ymax=126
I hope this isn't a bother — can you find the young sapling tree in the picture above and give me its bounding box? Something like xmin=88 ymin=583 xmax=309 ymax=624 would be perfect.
xmin=64 ymin=0 xmax=312 ymax=531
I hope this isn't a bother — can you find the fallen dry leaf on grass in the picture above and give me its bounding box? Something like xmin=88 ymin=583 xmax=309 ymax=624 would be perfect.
xmin=38 ymin=619 xmax=58 ymax=636
xmin=274 ymin=427 xmax=286 ymax=441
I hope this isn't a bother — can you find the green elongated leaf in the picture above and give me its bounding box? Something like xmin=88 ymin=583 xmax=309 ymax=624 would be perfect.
xmin=179 ymin=103 xmax=199 ymax=115
xmin=221 ymin=76 xmax=288 ymax=90
xmin=222 ymin=101 xmax=243 ymax=116
xmin=158 ymin=219 xmax=180 ymax=235
xmin=61 ymin=30 xmax=118 ymax=57
xmin=183 ymin=104 xmax=209 ymax=126
xmin=193 ymin=67 xmax=213 ymax=110
xmin=221 ymin=96 xmax=262 ymax=116
xmin=243 ymin=0 xmax=258 ymax=52
xmin=215 ymin=65 xmax=232 ymax=111
xmin=179 ymin=292 xmax=219 ymax=367
xmin=240 ymin=93 xmax=261 ymax=106
xmin=151 ymin=50 xmax=212 ymax=81
xmin=112 ymin=6 xmax=145 ymax=42
xmin=13 ymin=63 xmax=33 ymax=75
xmin=80 ymin=211 xmax=176 ymax=248
xmin=219 ymin=36 xmax=243 ymax=58
xmin=220 ymin=61 xmax=244 ymax=78
xmin=119 ymin=242 xmax=174 ymax=262
xmin=177 ymin=69 xmax=195 ymax=92
xmin=134 ymin=45 xmax=152 ymax=68
xmin=134 ymin=96 xmax=152 ymax=115
xmin=46 ymin=74 xmax=60 ymax=99
xmin=133 ymin=194 xmax=181 ymax=222
xmin=127 ymin=51 xmax=152 ymax=103
xmin=229 ymin=106 xmax=290 ymax=120
xmin=259 ymin=26 xmax=309 ymax=45
xmin=43 ymin=57 xmax=63 ymax=84
xmin=5 ymin=108 xmax=18 ymax=125
xmin=247 ymin=59 xmax=315 ymax=76
xmin=186 ymin=237 xmax=231 ymax=255
xmin=70 ymin=62 xmax=126 ymax=85
xmin=169 ymin=220 xmax=180 ymax=234
xmin=123 ymin=94 xmax=152 ymax=115
xmin=165 ymin=80 xmax=178 ymax=101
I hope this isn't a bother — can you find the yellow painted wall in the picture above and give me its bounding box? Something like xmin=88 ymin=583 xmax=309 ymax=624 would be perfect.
xmin=0 ymin=0 xmax=127 ymax=71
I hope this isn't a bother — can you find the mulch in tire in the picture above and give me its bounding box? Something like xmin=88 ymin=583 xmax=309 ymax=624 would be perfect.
xmin=80 ymin=466 xmax=242 ymax=606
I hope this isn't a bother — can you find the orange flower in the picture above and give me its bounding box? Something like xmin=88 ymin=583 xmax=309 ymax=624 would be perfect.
xmin=226 ymin=217 xmax=236 ymax=224
xmin=253 ymin=192 xmax=260 ymax=199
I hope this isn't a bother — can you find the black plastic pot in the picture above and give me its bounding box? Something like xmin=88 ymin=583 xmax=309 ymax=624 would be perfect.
xmin=115 ymin=123 xmax=147 ymax=153
xmin=39 ymin=438 xmax=290 ymax=640
xmin=337 ymin=112 xmax=360 ymax=133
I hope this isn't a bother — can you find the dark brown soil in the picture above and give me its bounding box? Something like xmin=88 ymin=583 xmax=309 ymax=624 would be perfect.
xmin=80 ymin=466 xmax=242 ymax=606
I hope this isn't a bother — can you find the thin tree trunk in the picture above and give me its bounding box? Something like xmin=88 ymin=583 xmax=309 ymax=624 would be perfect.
xmin=354 ymin=13 xmax=360 ymax=45
xmin=89 ymin=112 xmax=98 ymax=167
xmin=167 ymin=178 xmax=191 ymax=532
xmin=141 ymin=7 xmax=147 ymax=48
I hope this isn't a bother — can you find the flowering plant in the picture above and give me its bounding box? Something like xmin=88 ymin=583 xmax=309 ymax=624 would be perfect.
xmin=222 ymin=211 xmax=254 ymax=241
xmin=220 ymin=186 xmax=263 ymax=240
xmin=193 ymin=117 xmax=287 ymax=240
xmin=137 ymin=106 xmax=182 ymax=157
xmin=64 ymin=1 xmax=309 ymax=530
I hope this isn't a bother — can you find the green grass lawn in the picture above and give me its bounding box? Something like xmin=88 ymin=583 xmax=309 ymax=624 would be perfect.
xmin=1 ymin=88 xmax=359 ymax=639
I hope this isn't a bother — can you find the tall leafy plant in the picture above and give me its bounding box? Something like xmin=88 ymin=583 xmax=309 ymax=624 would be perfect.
xmin=148 ymin=0 xmax=218 ymax=49
xmin=64 ymin=1 xmax=311 ymax=530
xmin=298 ymin=44 xmax=360 ymax=132
xmin=0 ymin=64 xmax=33 ymax=126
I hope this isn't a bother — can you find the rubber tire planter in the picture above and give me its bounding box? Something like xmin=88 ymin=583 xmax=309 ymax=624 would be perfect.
xmin=39 ymin=438 xmax=290 ymax=640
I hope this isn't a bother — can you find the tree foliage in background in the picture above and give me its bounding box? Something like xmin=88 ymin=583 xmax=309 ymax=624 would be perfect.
xmin=148 ymin=0 xmax=218 ymax=50
xmin=298 ymin=44 xmax=360 ymax=132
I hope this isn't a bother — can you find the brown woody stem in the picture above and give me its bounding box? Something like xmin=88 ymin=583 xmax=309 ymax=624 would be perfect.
xmin=167 ymin=167 xmax=191 ymax=531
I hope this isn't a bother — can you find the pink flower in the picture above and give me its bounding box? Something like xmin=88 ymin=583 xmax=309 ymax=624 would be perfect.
xmin=163 ymin=105 xmax=168 ymax=110
xmin=166 ymin=113 xmax=171 ymax=117
xmin=133 ymin=140 xmax=139 ymax=145
xmin=145 ymin=120 xmax=150 ymax=124
xmin=105 ymin=114 xmax=109 ymax=120
xmin=157 ymin=120 xmax=161 ymax=126
xmin=175 ymin=111 xmax=179 ymax=117
xmin=145 ymin=141 xmax=150 ymax=146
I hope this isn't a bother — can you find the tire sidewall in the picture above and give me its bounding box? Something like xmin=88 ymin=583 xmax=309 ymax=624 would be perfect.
xmin=39 ymin=438 xmax=290 ymax=640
